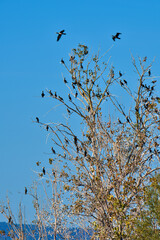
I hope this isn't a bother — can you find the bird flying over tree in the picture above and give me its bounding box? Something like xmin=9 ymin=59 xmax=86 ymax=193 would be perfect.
xmin=56 ymin=30 xmax=66 ymax=41
xmin=112 ymin=32 xmax=121 ymax=41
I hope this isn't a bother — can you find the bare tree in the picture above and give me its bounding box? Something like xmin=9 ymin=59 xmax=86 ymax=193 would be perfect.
xmin=36 ymin=45 xmax=160 ymax=239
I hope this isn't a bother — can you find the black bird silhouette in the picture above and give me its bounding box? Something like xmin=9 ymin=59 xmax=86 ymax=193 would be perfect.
xmin=25 ymin=187 xmax=27 ymax=195
xmin=119 ymin=71 xmax=122 ymax=77
xmin=67 ymin=108 xmax=71 ymax=114
xmin=74 ymin=136 xmax=78 ymax=146
xmin=72 ymin=83 xmax=75 ymax=89
xmin=49 ymin=90 xmax=53 ymax=96
xmin=41 ymin=91 xmax=45 ymax=98
xmin=64 ymin=78 xmax=68 ymax=84
xmin=148 ymin=69 xmax=151 ymax=76
xmin=75 ymin=92 xmax=78 ymax=98
xmin=69 ymin=55 xmax=75 ymax=62
xmin=68 ymin=94 xmax=72 ymax=101
xmin=65 ymin=138 xmax=69 ymax=144
xmin=120 ymin=80 xmax=124 ymax=86
xmin=118 ymin=118 xmax=122 ymax=124
xmin=46 ymin=125 xmax=49 ymax=131
xmin=9 ymin=216 xmax=12 ymax=223
xmin=59 ymin=96 xmax=64 ymax=101
xmin=124 ymin=79 xmax=127 ymax=85
xmin=112 ymin=32 xmax=121 ymax=41
xmin=36 ymin=117 xmax=39 ymax=123
xmin=56 ymin=30 xmax=66 ymax=41
xmin=61 ymin=58 xmax=65 ymax=64
xmin=42 ymin=167 xmax=45 ymax=175
xmin=55 ymin=92 xmax=57 ymax=98
xmin=51 ymin=147 xmax=56 ymax=154
xmin=80 ymin=62 xmax=83 ymax=69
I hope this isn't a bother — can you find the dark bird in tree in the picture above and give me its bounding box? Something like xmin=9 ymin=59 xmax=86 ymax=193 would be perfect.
xmin=87 ymin=106 xmax=90 ymax=112
xmin=120 ymin=80 xmax=124 ymax=86
xmin=148 ymin=69 xmax=151 ymax=76
xmin=49 ymin=90 xmax=53 ymax=96
xmin=80 ymin=62 xmax=83 ymax=69
xmin=36 ymin=117 xmax=39 ymax=123
xmin=72 ymin=82 xmax=75 ymax=89
xmin=65 ymin=138 xmax=69 ymax=144
xmin=143 ymin=56 xmax=147 ymax=62
xmin=59 ymin=96 xmax=64 ymax=101
xmin=126 ymin=116 xmax=130 ymax=123
xmin=124 ymin=79 xmax=127 ymax=85
xmin=9 ymin=216 xmax=12 ymax=223
xmin=46 ymin=125 xmax=49 ymax=131
xmin=55 ymin=92 xmax=57 ymax=98
xmin=118 ymin=118 xmax=122 ymax=124
xmin=56 ymin=30 xmax=66 ymax=41
xmin=69 ymin=55 xmax=75 ymax=62
xmin=41 ymin=91 xmax=45 ymax=98
xmin=68 ymin=94 xmax=72 ymax=101
xmin=75 ymin=92 xmax=78 ymax=98
xmin=112 ymin=32 xmax=121 ymax=41
xmin=64 ymin=78 xmax=68 ymax=84
xmin=61 ymin=58 xmax=65 ymax=64
xmin=119 ymin=71 xmax=122 ymax=77
xmin=42 ymin=167 xmax=45 ymax=175
xmin=67 ymin=108 xmax=71 ymax=114
xmin=25 ymin=187 xmax=27 ymax=195
xmin=74 ymin=136 xmax=78 ymax=146
xmin=152 ymin=80 xmax=157 ymax=84
xmin=84 ymin=149 xmax=87 ymax=157
xmin=51 ymin=147 xmax=56 ymax=154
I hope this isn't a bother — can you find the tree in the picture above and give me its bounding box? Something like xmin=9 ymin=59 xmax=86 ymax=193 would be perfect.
xmin=1 ymin=44 xmax=160 ymax=240
xmin=35 ymin=44 xmax=160 ymax=239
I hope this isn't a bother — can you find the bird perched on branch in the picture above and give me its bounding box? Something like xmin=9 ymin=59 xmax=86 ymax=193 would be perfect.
xmin=51 ymin=147 xmax=56 ymax=154
xmin=148 ymin=69 xmax=151 ymax=76
xmin=36 ymin=117 xmax=39 ymax=123
xmin=41 ymin=91 xmax=45 ymax=98
xmin=25 ymin=187 xmax=27 ymax=195
xmin=42 ymin=167 xmax=45 ymax=175
xmin=112 ymin=32 xmax=121 ymax=41
xmin=64 ymin=78 xmax=68 ymax=84
xmin=56 ymin=30 xmax=66 ymax=41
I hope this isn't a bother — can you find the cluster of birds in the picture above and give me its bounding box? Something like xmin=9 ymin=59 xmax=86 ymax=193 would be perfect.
xmin=56 ymin=30 xmax=122 ymax=42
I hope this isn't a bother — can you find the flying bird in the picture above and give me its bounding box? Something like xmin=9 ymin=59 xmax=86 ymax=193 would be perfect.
xmin=112 ymin=32 xmax=121 ymax=41
xmin=56 ymin=30 xmax=66 ymax=41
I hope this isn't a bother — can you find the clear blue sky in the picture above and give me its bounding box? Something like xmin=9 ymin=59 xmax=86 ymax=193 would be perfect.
xmin=0 ymin=0 xmax=160 ymax=222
